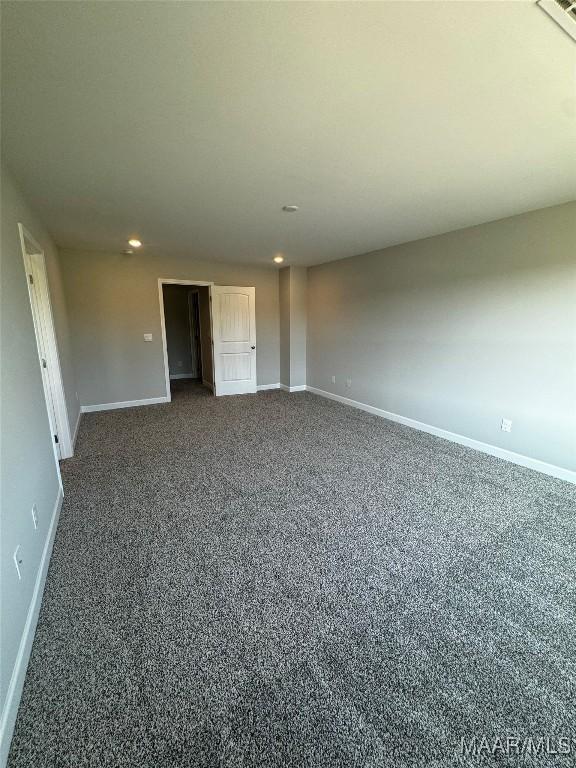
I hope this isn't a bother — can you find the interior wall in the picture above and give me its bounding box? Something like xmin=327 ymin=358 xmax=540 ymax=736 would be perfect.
xmin=307 ymin=202 xmax=576 ymax=472
xmin=279 ymin=267 xmax=290 ymax=386
xmin=279 ymin=266 xmax=307 ymax=388
xmin=162 ymin=284 xmax=194 ymax=377
xmin=0 ymin=167 xmax=78 ymax=760
xmin=59 ymin=250 xmax=280 ymax=406
xmin=289 ymin=266 xmax=307 ymax=388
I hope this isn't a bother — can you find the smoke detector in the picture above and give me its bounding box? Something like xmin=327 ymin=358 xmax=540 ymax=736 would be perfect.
xmin=538 ymin=0 xmax=576 ymax=41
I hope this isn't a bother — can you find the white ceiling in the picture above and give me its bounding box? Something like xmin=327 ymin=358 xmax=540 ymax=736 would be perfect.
xmin=2 ymin=1 xmax=575 ymax=267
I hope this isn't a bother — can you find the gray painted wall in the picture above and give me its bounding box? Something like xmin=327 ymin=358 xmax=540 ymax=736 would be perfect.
xmin=162 ymin=284 xmax=194 ymax=377
xmin=279 ymin=267 xmax=290 ymax=386
xmin=59 ymin=250 xmax=280 ymax=406
xmin=307 ymin=203 xmax=576 ymax=472
xmin=0 ymin=168 xmax=78 ymax=756
xmin=289 ymin=267 xmax=307 ymax=389
xmin=279 ymin=266 xmax=307 ymax=388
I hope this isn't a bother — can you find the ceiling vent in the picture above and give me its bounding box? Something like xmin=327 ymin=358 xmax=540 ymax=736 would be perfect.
xmin=538 ymin=0 xmax=576 ymax=41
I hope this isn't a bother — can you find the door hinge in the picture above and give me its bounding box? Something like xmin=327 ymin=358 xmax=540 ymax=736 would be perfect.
xmin=42 ymin=358 xmax=47 ymax=369
xmin=54 ymin=434 xmax=59 ymax=444
xmin=28 ymin=274 xmax=34 ymax=285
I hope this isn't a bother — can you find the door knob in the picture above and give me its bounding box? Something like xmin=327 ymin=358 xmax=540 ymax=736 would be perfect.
xmin=251 ymin=346 xmax=255 ymax=350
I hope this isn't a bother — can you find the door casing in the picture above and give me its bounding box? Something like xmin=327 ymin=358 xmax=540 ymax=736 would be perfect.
xmin=158 ymin=279 xmax=214 ymax=402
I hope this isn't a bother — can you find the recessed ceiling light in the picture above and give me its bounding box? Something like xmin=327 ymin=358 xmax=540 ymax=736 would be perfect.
xmin=128 ymin=238 xmax=142 ymax=248
xmin=273 ymin=254 xmax=284 ymax=264
xmin=282 ymin=205 xmax=299 ymax=213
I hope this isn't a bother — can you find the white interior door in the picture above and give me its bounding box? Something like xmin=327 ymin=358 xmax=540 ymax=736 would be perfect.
xmin=28 ymin=269 xmax=61 ymax=458
xmin=19 ymin=223 xmax=73 ymax=460
xmin=211 ymin=286 xmax=257 ymax=395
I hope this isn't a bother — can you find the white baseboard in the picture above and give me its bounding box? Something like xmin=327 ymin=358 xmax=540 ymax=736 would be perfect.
xmin=306 ymin=386 xmax=575 ymax=485
xmin=71 ymin=407 xmax=81 ymax=450
xmin=169 ymin=373 xmax=196 ymax=380
xmin=81 ymin=396 xmax=169 ymax=413
xmin=0 ymin=487 xmax=64 ymax=766
xmin=257 ymin=383 xmax=280 ymax=391
xmin=280 ymin=384 xmax=307 ymax=393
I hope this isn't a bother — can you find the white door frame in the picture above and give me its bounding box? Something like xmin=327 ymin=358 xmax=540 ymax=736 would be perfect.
xmin=158 ymin=279 xmax=214 ymax=402
xmin=18 ymin=223 xmax=73 ymax=462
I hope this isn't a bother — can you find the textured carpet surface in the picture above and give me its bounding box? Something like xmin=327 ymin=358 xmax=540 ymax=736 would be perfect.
xmin=8 ymin=382 xmax=576 ymax=767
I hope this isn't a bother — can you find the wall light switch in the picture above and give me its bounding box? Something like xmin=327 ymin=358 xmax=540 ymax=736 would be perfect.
xmin=143 ymin=333 xmax=153 ymax=342
xmin=345 ymin=378 xmax=352 ymax=388
xmin=31 ymin=504 xmax=38 ymax=529
xmin=331 ymin=375 xmax=336 ymax=384
xmin=501 ymin=418 xmax=512 ymax=433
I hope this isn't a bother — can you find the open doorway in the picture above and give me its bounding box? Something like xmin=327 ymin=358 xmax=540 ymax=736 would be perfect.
xmin=159 ymin=279 xmax=258 ymax=400
xmin=159 ymin=281 xmax=214 ymax=399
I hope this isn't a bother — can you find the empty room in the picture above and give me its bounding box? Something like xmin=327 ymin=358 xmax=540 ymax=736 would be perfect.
xmin=1 ymin=1 xmax=575 ymax=766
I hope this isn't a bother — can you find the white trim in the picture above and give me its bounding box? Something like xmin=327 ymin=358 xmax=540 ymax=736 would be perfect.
xmin=158 ymin=278 xmax=214 ymax=287
xmin=257 ymin=383 xmax=281 ymax=391
xmin=0 ymin=487 xmax=63 ymax=766
xmin=537 ymin=0 xmax=576 ymax=42
xmin=158 ymin=279 xmax=214 ymax=403
xmin=158 ymin=281 xmax=171 ymax=404
xmin=81 ymin=396 xmax=169 ymax=413
xmin=169 ymin=373 xmax=196 ymax=380
xmin=305 ymin=386 xmax=576 ymax=485
xmin=280 ymin=384 xmax=307 ymax=393
xmin=19 ymin=224 xmax=73 ymax=462
xmin=208 ymin=286 xmax=216 ymax=393
xmin=71 ymin=407 xmax=82 ymax=448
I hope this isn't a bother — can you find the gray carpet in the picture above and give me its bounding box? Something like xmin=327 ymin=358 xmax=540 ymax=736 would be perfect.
xmin=8 ymin=382 xmax=576 ymax=767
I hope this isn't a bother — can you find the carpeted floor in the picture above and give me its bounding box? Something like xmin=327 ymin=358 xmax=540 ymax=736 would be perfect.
xmin=8 ymin=382 xmax=576 ymax=767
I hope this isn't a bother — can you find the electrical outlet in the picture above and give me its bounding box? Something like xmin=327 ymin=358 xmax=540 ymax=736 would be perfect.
xmin=143 ymin=333 xmax=153 ymax=342
xmin=13 ymin=546 xmax=23 ymax=580
xmin=31 ymin=504 xmax=38 ymax=529
xmin=177 ymin=360 xmax=183 ymax=367
xmin=345 ymin=378 xmax=352 ymax=388
xmin=501 ymin=418 xmax=512 ymax=433
xmin=331 ymin=375 xmax=336 ymax=384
